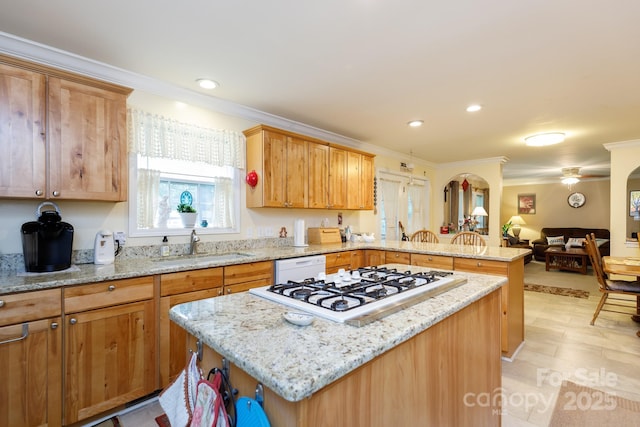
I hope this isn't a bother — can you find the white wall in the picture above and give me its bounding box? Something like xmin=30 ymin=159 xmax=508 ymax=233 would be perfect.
xmin=433 ymin=158 xmax=506 ymax=247
xmin=0 ymin=91 xmax=421 ymax=255
xmin=605 ymin=139 xmax=640 ymax=256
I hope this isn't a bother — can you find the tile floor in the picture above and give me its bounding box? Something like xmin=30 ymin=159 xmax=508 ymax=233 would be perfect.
xmin=108 ymin=265 xmax=640 ymax=427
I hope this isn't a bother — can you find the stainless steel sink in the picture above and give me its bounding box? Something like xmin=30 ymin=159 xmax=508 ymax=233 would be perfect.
xmin=152 ymin=252 xmax=254 ymax=265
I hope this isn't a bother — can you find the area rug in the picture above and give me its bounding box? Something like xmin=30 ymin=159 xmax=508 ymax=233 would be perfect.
xmin=550 ymin=380 xmax=640 ymax=426
xmin=524 ymin=283 xmax=589 ymax=299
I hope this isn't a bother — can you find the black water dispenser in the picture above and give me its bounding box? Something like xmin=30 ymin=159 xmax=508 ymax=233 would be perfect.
xmin=21 ymin=202 xmax=74 ymax=272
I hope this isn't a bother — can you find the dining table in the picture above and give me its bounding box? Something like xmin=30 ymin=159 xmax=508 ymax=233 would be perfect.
xmin=602 ymin=256 xmax=640 ymax=322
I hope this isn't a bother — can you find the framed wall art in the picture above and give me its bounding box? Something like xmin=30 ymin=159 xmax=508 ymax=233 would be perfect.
xmin=630 ymin=190 xmax=640 ymax=217
xmin=517 ymin=194 xmax=536 ymax=215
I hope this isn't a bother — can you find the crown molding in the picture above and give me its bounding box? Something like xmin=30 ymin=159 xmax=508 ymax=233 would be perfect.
xmin=435 ymin=156 xmax=509 ymax=169
xmin=603 ymin=139 xmax=640 ymax=151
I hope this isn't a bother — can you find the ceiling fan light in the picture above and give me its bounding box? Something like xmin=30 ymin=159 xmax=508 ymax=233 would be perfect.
xmin=407 ymin=120 xmax=424 ymax=127
xmin=561 ymin=177 xmax=580 ymax=185
xmin=524 ymin=132 xmax=566 ymax=147
xmin=466 ymin=104 xmax=482 ymax=112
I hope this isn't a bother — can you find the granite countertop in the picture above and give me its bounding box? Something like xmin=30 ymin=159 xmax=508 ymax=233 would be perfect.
xmin=0 ymin=240 xmax=529 ymax=295
xmin=169 ymin=263 xmax=507 ymax=402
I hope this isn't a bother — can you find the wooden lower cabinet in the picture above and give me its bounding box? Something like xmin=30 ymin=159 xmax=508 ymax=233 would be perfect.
xmin=159 ymin=268 xmax=223 ymax=388
xmin=411 ymin=253 xmax=454 ymax=270
xmin=385 ymin=250 xmax=411 ymax=265
xmin=454 ymin=257 xmax=524 ymax=357
xmin=223 ymin=261 xmax=274 ymax=294
xmin=364 ymin=249 xmax=385 ymax=267
xmin=188 ymin=289 xmax=502 ymax=426
xmin=325 ymin=251 xmax=352 ymax=273
xmin=63 ymin=277 xmax=157 ymax=424
xmin=0 ymin=289 xmax=62 ymax=427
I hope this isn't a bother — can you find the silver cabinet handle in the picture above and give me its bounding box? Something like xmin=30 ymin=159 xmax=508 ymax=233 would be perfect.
xmin=35 ymin=189 xmax=43 ymax=196
xmin=51 ymin=322 xmax=59 ymax=330
xmin=52 ymin=190 xmax=60 ymax=197
xmin=226 ymin=289 xmax=232 ymax=294
xmin=108 ymin=285 xmax=116 ymax=291
xmin=0 ymin=323 xmax=28 ymax=345
xmin=0 ymin=300 xmax=4 ymax=308
xmin=69 ymin=318 xmax=77 ymax=325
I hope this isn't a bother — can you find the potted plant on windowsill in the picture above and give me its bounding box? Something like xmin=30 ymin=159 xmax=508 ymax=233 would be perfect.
xmin=177 ymin=203 xmax=197 ymax=228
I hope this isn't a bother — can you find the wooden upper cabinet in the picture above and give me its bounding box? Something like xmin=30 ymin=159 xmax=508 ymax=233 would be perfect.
xmin=346 ymin=151 xmax=374 ymax=210
xmin=244 ymin=124 xmax=374 ymax=210
xmin=286 ymin=136 xmax=309 ymax=208
xmin=328 ymin=146 xmax=348 ymax=210
xmin=0 ymin=63 xmax=46 ymax=198
xmin=0 ymin=55 xmax=131 ymax=201
xmin=246 ymin=126 xmax=309 ymax=208
xmin=308 ymin=142 xmax=329 ymax=209
xmin=48 ymin=77 xmax=128 ymax=201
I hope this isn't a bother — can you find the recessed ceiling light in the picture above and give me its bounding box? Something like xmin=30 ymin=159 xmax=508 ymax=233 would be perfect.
xmin=466 ymin=104 xmax=482 ymax=112
xmin=524 ymin=132 xmax=566 ymax=147
xmin=407 ymin=120 xmax=424 ymax=127
xmin=196 ymin=78 xmax=219 ymax=89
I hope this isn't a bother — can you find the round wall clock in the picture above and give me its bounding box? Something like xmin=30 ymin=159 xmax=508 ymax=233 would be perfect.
xmin=567 ymin=192 xmax=586 ymax=208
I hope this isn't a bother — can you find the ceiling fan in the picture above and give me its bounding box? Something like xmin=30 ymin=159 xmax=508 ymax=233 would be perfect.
xmin=560 ymin=167 xmax=608 ymax=188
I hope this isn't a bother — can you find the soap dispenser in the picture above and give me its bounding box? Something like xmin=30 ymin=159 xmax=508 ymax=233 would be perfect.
xmin=161 ymin=236 xmax=170 ymax=257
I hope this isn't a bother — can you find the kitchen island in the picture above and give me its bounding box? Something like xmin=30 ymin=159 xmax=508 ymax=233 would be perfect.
xmin=170 ymin=264 xmax=505 ymax=426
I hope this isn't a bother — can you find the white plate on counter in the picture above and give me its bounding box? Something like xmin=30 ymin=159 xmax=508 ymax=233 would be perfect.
xmin=283 ymin=312 xmax=314 ymax=326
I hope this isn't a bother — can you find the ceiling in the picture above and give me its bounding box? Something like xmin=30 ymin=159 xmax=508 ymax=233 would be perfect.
xmin=2 ymin=1 xmax=639 ymax=185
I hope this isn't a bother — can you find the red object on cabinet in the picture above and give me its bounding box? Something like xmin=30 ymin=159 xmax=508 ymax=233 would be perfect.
xmin=246 ymin=170 xmax=259 ymax=187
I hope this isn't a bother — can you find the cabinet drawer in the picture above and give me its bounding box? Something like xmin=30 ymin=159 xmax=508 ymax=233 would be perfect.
xmin=224 ymin=261 xmax=273 ymax=286
xmin=0 ymin=289 xmax=61 ymax=326
xmin=385 ymin=251 xmax=411 ymax=265
xmin=64 ymin=276 xmax=154 ymax=313
xmin=161 ymin=267 xmax=223 ymax=296
xmin=411 ymin=254 xmax=454 ymax=270
xmin=454 ymin=258 xmax=508 ymax=276
xmin=326 ymin=252 xmax=352 ymax=269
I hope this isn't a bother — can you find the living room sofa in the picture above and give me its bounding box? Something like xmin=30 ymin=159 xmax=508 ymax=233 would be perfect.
xmin=531 ymin=227 xmax=610 ymax=262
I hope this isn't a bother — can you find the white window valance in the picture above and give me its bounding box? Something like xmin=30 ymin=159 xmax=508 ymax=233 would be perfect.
xmin=127 ymin=109 xmax=246 ymax=169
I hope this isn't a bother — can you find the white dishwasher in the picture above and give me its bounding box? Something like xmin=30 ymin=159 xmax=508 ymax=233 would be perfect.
xmin=275 ymin=255 xmax=326 ymax=284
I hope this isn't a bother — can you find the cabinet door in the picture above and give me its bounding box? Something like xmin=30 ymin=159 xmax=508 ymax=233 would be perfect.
xmin=328 ymin=147 xmax=347 ymax=209
xmin=64 ymin=300 xmax=156 ymax=424
xmin=159 ymin=288 xmax=221 ymax=388
xmin=346 ymin=151 xmax=362 ymax=209
xmin=0 ymin=318 xmax=62 ymax=427
xmin=364 ymin=250 xmax=385 ymax=267
xmin=308 ymin=142 xmax=329 ymax=209
xmin=0 ymin=63 xmax=46 ymax=198
xmin=262 ymin=130 xmax=288 ymax=207
xmin=48 ymin=77 xmax=128 ymax=201
xmin=286 ymin=136 xmax=308 ymax=208
xmin=349 ymin=250 xmax=364 ymax=270
xmin=360 ymin=155 xmax=374 ymax=210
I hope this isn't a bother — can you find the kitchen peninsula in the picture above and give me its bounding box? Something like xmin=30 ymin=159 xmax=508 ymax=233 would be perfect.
xmin=171 ymin=264 xmax=505 ymax=426
xmin=0 ymin=241 xmax=527 ymax=426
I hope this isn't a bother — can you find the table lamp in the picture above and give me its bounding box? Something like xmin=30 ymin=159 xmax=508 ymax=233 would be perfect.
xmin=508 ymin=215 xmax=526 ymax=238
xmin=471 ymin=206 xmax=488 ymax=232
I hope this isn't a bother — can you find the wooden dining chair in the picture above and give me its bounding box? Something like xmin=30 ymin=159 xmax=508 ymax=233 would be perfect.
xmin=451 ymin=231 xmax=486 ymax=246
xmin=410 ymin=229 xmax=439 ymax=243
xmin=584 ymin=233 xmax=640 ymax=325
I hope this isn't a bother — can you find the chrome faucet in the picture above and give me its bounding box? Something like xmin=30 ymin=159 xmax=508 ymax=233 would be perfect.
xmin=189 ymin=229 xmax=201 ymax=255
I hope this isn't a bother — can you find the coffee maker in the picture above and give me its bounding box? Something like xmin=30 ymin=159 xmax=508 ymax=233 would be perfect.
xmin=21 ymin=202 xmax=74 ymax=272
